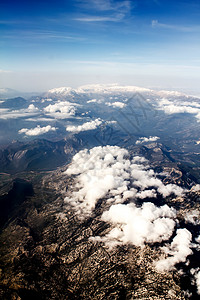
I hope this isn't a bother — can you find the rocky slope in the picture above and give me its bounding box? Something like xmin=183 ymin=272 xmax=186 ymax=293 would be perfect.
xmin=0 ymin=143 xmax=200 ymax=299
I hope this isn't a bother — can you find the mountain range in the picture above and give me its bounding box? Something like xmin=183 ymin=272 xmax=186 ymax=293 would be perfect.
xmin=0 ymin=84 xmax=200 ymax=299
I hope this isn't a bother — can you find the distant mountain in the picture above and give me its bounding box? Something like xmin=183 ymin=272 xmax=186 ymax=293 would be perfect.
xmin=0 ymin=97 xmax=27 ymax=109
xmin=0 ymin=88 xmax=42 ymax=99
xmin=0 ymin=88 xmax=22 ymax=99
xmin=45 ymin=84 xmax=153 ymax=97
xmin=0 ymin=137 xmax=80 ymax=173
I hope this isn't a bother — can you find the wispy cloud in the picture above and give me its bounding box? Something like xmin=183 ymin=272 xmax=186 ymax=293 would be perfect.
xmin=75 ymin=14 xmax=124 ymax=22
xmin=76 ymin=0 xmax=131 ymax=13
xmin=2 ymin=30 xmax=85 ymax=42
xmin=75 ymin=0 xmax=131 ymax=22
xmin=0 ymin=19 xmax=31 ymax=25
xmin=152 ymin=20 xmax=200 ymax=32
xmin=0 ymin=69 xmax=13 ymax=73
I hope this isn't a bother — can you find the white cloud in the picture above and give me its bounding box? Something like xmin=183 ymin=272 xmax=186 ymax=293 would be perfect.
xmin=155 ymin=229 xmax=193 ymax=272
xmin=152 ymin=20 xmax=200 ymax=33
xmin=195 ymin=237 xmax=200 ymax=245
xmin=194 ymin=271 xmax=200 ymax=295
xmin=18 ymin=125 xmax=57 ymax=136
xmin=136 ymin=189 xmax=157 ymax=199
xmin=82 ymin=0 xmax=131 ymax=13
xmin=191 ymin=184 xmax=200 ymax=192
xmin=0 ymin=105 xmax=39 ymax=119
xmin=75 ymin=0 xmax=131 ymax=22
xmin=136 ymin=136 xmax=160 ymax=145
xmin=190 ymin=268 xmax=200 ymax=295
xmin=66 ymin=118 xmax=103 ymax=132
xmin=87 ymin=98 xmax=98 ymax=103
xmin=160 ymin=104 xmax=199 ymax=115
xmin=157 ymin=98 xmax=200 ymax=121
xmin=25 ymin=117 xmax=55 ymax=122
xmin=64 ymin=146 xmax=184 ymax=217
xmin=185 ymin=210 xmax=200 ymax=225
xmin=64 ymin=146 xmax=131 ymax=216
xmin=28 ymin=104 xmax=38 ymax=111
xmin=0 ymin=108 xmax=9 ymax=113
xmin=98 ymin=202 xmax=176 ymax=247
xmin=106 ymin=101 xmax=126 ymax=108
xmin=40 ymin=98 xmax=53 ymax=103
xmin=44 ymin=101 xmax=78 ymax=119
xmin=75 ymin=16 xmax=122 ymax=22
xmin=63 ymin=145 xmax=200 ymax=287
xmin=181 ymin=101 xmax=200 ymax=108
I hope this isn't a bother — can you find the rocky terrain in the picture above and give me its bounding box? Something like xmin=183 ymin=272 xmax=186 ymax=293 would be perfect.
xmin=1 ymin=85 xmax=200 ymax=299
xmin=0 ymin=141 xmax=200 ymax=300
xmin=0 ymin=138 xmax=80 ymax=173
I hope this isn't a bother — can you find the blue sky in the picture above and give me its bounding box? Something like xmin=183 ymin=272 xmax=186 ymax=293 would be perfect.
xmin=1 ymin=0 xmax=200 ymax=92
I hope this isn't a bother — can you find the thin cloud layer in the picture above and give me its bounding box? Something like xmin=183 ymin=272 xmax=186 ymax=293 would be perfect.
xmin=19 ymin=125 xmax=57 ymax=136
xmin=157 ymin=98 xmax=200 ymax=121
xmin=0 ymin=104 xmax=39 ymax=119
xmin=75 ymin=0 xmax=131 ymax=22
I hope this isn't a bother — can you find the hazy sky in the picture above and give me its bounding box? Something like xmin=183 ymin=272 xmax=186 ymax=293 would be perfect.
xmin=1 ymin=0 xmax=200 ymax=92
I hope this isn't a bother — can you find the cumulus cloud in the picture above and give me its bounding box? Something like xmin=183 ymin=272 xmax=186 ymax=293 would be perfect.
xmin=64 ymin=146 xmax=131 ymax=216
xmin=18 ymin=125 xmax=57 ymax=136
xmin=106 ymin=101 xmax=126 ymax=108
xmin=155 ymin=229 xmax=193 ymax=272
xmin=136 ymin=136 xmax=160 ymax=145
xmin=66 ymin=118 xmax=103 ymax=133
xmin=44 ymin=101 xmax=78 ymax=119
xmin=64 ymin=146 xmax=184 ymax=217
xmin=185 ymin=210 xmax=200 ymax=225
xmin=27 ymin=104 xmax=38 ymax=111
xmin=190 ymin=268 xmax=200 ymax=295
xmin=98 ymin=202 xmax=176 ymax=247
xmin=63 ymin=145 xmax=200 ymax=283
xmin=195 ymin=235 xmax=200 ymax=244
xmin=194 ymin=271 xmax=200 ymax=295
